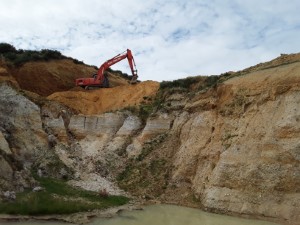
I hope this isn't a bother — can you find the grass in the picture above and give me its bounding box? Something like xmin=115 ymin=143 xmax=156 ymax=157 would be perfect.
xmin=0 ymin=176 xmax=129 ymax=215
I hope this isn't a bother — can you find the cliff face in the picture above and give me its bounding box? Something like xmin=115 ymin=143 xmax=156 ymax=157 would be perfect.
xmin=169 ymin=66 xmax=300 ymax=222
xmin=0 ymin=83 xmax=47 ymax=191
xmin=0 ymin=54 xmax=299 ymax=224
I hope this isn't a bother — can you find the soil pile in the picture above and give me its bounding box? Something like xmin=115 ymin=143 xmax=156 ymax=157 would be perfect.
xmin=48 ymin=81 xmax=159 ymax=115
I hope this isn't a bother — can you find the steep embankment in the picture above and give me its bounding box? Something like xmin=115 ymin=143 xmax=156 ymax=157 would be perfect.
xmin=9 ymin=59 xmax=130 ymax=96
xmin=0 ymin=53 xmax=299 ymax=224
xmin=162 ymin=60 xmax=300 ymax=223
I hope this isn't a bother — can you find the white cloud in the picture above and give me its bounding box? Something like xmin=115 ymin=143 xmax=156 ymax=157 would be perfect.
xmin=0 ymin=0 xmax=300 ymax=81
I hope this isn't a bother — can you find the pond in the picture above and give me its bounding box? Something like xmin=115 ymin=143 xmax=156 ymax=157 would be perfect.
xmin=1 ymin=204 xmax=280 ymax=225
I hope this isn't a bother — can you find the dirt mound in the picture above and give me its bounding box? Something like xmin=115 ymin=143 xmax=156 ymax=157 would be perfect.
xmin=9 ymin=59 xmax=130 ymax=96
xmin=48 ymin=81 xmax=160 ymax=115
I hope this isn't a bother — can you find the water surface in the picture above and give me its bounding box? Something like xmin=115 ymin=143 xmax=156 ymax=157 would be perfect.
xmin=1 ymin=204 xmax=280 ymax=225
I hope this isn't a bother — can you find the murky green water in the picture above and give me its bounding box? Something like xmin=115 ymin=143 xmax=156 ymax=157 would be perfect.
xmin=1 ymin=204 xmax=280 ymax=225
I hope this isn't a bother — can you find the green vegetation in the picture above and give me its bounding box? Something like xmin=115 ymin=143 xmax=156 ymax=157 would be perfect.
xmin=0 ymin=176 xmax=128 ymax=215
xmin=137 ymin=134 xmax=168 ymax=161
xmin=121 ymin=92 xmax=165 ymax=124
xmin=117 ymin=134 xmax=170 ymax=198
xmin=117 ymin=157 xmax=170 ymax=197
xmin=0 ymin=42 xmax=84 ymax=66
xmin=160 ymin=75 xmax=219 ymax=91
xmin=160 ymin=76 xmax=202 ymax=89
xmin=106 ymin=68 xmax=133 ymax=81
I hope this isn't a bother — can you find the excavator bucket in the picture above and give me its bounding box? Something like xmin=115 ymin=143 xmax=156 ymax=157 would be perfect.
xmin=130 ymin=75 xmax=138 ymax=84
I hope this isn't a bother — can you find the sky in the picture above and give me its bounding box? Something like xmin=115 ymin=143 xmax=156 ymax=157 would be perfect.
xmin=0 ymin=0 xmax=300 ymax=81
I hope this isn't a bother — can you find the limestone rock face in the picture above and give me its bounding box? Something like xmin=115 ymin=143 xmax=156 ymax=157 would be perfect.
xmin=0 ymin=83 xmax=47 ymax=191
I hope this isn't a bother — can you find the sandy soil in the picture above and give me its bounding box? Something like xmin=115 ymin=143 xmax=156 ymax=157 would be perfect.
xmin=47 ymin=81 xmax=160 ymax=115
xmin=225 ymin=61 xmax=300 ymax=89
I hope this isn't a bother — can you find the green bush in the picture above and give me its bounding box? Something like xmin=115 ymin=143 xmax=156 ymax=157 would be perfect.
xmin=160 ymin=76 xmax=200 ymax=89
xmin=0 ymin=43 xmax=17 ymax=54
xmin=72 ymin=58 xmax=84 ymax=64
xmin=205 ymin=75 xmax=219 ymax=88
xmin=106 ymin=68 xmax=132 ymax=80
xmin=160 ymin=75 xmax=220 ymax=92
xmin=41 ymin=49 xmax=63 ymax=60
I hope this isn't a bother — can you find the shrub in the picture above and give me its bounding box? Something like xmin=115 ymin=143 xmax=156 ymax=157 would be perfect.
xmin=205 ymin=75 xmax=219 ymax=88
xmin=160 ymin=76 xmax=200 ymax=89
xmin=72 ymin=58 xmax=84 ymax=64
xmin=41 ymin=49 xmax=63 ymax=60
xmin=0 ymin=43 xmax=17 ymax=54
xmin=106 ymin=68 xmax=131 ymax=80
xmin=0 ymin=43 xmax=70 ymax=66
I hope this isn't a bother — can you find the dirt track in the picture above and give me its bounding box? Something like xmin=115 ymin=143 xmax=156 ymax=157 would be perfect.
xmin=48 ymin=81 xmax=159 ymax=115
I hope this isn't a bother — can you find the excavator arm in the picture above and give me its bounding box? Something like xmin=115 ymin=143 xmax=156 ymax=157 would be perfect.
xmin=75 ymin=49 xmax=138 ymax=88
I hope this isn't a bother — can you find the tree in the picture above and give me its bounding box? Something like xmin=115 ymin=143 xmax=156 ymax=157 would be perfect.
xmin=0 ymin=43 xmax=17 ymax=54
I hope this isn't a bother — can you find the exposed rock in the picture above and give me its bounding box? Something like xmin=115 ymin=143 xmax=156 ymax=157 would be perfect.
xmin=0 ymin=82 xmax=48 ymax=191
xmin=116 ymin=114 xmax=142 ymax=136
xmin=0 ymin=156 xmax=13 ymax=181
xmin=68 ymin=173 xmax=126 ymax=196
xmin=32 ymin=186 xmax=44 ymax=192
xmin=2 ymin=191 xmax=16 ymax=201
xmin=69 ymin=113 xmax=126 ymax=138
xmin=126 ymin=113 xmax=172 ymax=157
xmin=164 ymin=62 xmax=300 ymax=224
xmin=0 ymin=131 xmax=11 ymax=154
xmin=0 ymin=82 xmax=48 ymax=160
xmin=116 ymin=60 xmax=300 ymax=225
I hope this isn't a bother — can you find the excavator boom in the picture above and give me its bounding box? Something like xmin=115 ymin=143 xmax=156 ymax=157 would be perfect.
xmin=75 ymin=49 xmax=138 ymax=88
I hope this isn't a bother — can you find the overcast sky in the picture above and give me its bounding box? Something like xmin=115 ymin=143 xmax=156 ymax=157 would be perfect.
xmin=1 ymin=0 xmax=300 ymax=81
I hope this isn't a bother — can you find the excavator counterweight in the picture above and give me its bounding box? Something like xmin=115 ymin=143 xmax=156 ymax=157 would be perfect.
xmin=75 ymin=49 xmax=138 ymax=89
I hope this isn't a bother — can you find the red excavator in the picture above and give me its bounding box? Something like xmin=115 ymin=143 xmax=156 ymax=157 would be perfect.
xmin=75 ymin=49 xmax=138 ymax=89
